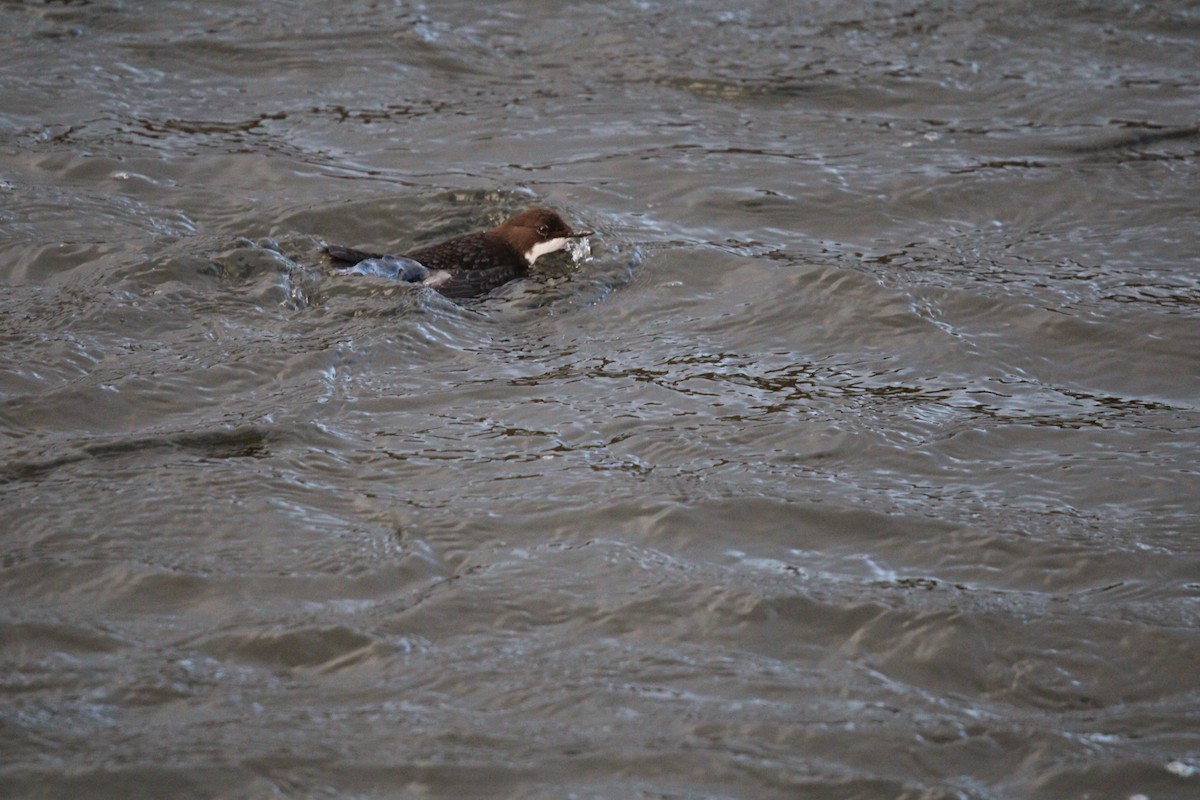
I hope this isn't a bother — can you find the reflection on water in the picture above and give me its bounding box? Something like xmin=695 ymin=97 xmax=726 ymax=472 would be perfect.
xmin=2 ymin=1 xmax=1199 ymax=798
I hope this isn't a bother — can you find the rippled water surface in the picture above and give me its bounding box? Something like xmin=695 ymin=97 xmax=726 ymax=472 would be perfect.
xmin=3 ymin=1 xmax=1199 ymax=798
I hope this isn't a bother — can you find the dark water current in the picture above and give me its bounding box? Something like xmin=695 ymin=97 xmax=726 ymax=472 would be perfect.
xmin=3 ymin=1 xmax=1199 ymax=798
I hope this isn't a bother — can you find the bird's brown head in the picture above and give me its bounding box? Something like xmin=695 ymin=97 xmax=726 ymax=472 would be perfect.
xmin=494 ymin=207 xmax=592 ymax=265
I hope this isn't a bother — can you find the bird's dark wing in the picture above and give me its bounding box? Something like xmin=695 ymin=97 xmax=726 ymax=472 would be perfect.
xmin=406 ymin=233 xmax=527 ymax=297
xmin=434 ymin=264 xmax=528 ymax=298
xmin=405 ymin=233 xmax=501 ymax=270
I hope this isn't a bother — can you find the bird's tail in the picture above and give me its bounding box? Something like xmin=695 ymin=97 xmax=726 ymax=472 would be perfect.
xmin=325 ymin=244 xmax=383 ymax=264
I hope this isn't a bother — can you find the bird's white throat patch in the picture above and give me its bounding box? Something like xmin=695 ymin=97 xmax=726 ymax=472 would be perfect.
xmin=525 ymin=237 xmax=569 ymax=265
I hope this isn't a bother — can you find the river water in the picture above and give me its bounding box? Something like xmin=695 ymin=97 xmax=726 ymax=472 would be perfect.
xmin=2 ymin=1 xmax=1199 ymax=798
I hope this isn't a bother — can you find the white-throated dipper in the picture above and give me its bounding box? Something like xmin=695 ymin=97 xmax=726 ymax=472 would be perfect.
xmin=325 ymin=207 xmax=592 ymax=299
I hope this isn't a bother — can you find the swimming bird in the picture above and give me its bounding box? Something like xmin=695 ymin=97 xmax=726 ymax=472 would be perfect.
xmin=325 ymin=207 xmax=592 ymax=298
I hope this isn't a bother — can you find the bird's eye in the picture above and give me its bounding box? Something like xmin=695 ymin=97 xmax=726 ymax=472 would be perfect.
xmin=537 ymin=224 xmax=549 ymax=235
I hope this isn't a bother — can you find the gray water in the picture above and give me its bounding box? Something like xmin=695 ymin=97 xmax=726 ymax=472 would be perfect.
xmin=3 ymin=1 xmax=1199 ymax=798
